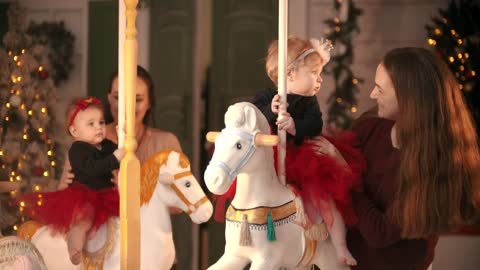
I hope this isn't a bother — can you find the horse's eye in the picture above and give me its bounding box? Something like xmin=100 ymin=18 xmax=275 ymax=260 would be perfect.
xmin=185 ymin=181 xmax=191 ymax=188
xmin=236 ymin=143 xmax=242 ymax=150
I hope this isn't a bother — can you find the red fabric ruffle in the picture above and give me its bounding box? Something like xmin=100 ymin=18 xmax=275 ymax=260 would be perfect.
xmin=17 ymin=183 xmax=119 ymax=233
xmin=279 ymin=134 xmax=365 ymax=228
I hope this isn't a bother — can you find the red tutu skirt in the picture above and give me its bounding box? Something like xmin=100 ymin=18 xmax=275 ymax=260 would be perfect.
xmin=18 ymin=183 xmax=119 ymax=234
xmin=213 ymin=133 xmax=365 ymax=228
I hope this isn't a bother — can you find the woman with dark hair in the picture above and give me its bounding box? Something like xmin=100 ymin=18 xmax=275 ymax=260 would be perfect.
xmin=58 ymin=65 xmax=182 ymax=189
xmin=104 ymin=65 xmax=181 ymax=162
xmin=317 ymin=47 xmax=480 ymax=269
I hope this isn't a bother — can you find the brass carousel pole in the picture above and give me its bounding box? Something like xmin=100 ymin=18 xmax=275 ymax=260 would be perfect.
xmin=120 ymin=0 xmax=140 ymax=269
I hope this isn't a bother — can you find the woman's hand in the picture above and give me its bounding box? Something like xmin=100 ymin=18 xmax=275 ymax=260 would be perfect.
xmin=311 ymin=136 xmax=348 ymax=166
xmin=111 ymin=170 xmax=119 ymax=186
xmin=57 ymin=160 xmax=74 ymax=190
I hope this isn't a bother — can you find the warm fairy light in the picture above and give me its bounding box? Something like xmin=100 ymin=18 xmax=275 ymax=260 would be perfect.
xmin=449 ymin=56 xmax=454 ymax=63
xmin=434 ymin=28 xmax=441 ymax=35
xmin=35 ymin=185 xmax=40 ymax=191
xmin=459 ymin=84 xmax=464 ymax=90
xmin=20 ymin=201 xmax=25 ymax=207
xmin=11 ymin=76 xmax=17 ymax=83
xmin=38 ymin=127 xmax=44 ymax=133
xmin=41 ymin=107 xmax=47 ymax=113
xmin=465 ymin=53 xmax=470 ymax=59
xmin=336 ymin=97 xmax=343 ymax=103
xmin=335 ymin=26 xmax=341 ymax=32
xmin=47 ymin=139 xmax=52 ymax=144
xmin=471 ymin=71 xmax=476 ymax=77
xmin=0 ymin=151 xmax=3 ymax=155
xmin=450 ymin=29 xmax=456 ymax=35
xmin=50 ymin=161 xmax=56 ymax=166
xmin=457 ymin=53 xmax=463 ymax=59
xmin=17 ymin=61 xmax=21 ymax=66
xmin=21 ymin=49 xmax=26 ymax=54
xmin=8 ymin=51 xmax=12 ymax=56
xmin=35 ymin=94 xmax=40 ymax=100
xmin=20 ymin=104 xmax=25 ymax=110
xmin=457 ymin=39 xmax=463 ymax=45
xmin=23 ymin=134 xmax=28 ymax=140
xmin=460 ymin=65 xmax=465 ymax=71
xmin=6 ymin=103 xmax=11 ymax=108
xmin=13 ymin=55 xmax=18 ymax=61
xmin=13 ymin=225 xmax=18 ymax=231
xmin=28 ymin=110 xmax=33 ymax=116
xmin=43 ymin=171 xmax=49 ymax=177
xmin=352 ymin=78 xmax=359 ymax=85
xmin=37 ymin=200 xmax=42 ymax=206
xmin=351 ymin=107 xmax=358 ymax=113
xmin=9 ymin=177 xmax=13 ymax=182
xmin=16 ymin=176 xmax=20 ymax=181
xmin=5 ymin=116 xmax=9 ymax=121
xmin=17 ymin=76 xmax=22 ymax=82
xmin=333 ymin=17 xmax=340 ymax=24
xmin=427 ymin=39 xmax=436 ymax=46
xmin=38 ymin=66 xmax=44 ymax=71
xmin=38 ymin=194 xmax=42 ymax=199
xmin=442 ymin=18 xmax=448 ymax=23
xmin=47 ymin=150 xmax=53 ymax=156
xmin=16 ymin=90 xmax=21 ymax=95
xmin=10 ymin=89 xmax=14 ymax=94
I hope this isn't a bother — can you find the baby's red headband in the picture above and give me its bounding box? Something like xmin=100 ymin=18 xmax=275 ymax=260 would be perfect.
xmin=68 ymin=97 xmax=102 ymax=126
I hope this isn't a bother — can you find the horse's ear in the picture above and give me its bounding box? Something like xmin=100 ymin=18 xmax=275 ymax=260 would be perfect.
xmin=159 ymin=172 xmax=174 ymax=184
xmin=244 ymin=105 xmax=257 ymax=131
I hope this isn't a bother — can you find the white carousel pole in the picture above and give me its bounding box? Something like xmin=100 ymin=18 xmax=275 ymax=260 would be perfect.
xmin=120 ymin=0 xmax=141 ymax=269
xmin=118 ymin=0 xmax=126 ymax=147
xmin=278 ymin=0 xmax=288 ymax=186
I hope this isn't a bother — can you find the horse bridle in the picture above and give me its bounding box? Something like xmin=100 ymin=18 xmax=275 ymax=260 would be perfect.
xmin=169 ymin=170 xmax=209 ymax=215
xmin=208 ymin=128 xmax=258 ymax=183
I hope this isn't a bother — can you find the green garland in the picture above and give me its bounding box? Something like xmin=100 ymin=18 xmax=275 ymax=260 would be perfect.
xmin=324 ymin=0 xmax=363 ymax=129
xmin=425 ymin=0 xmax=479 ymax=134
xmin=27 ymin=21 xmax=75 ymax=86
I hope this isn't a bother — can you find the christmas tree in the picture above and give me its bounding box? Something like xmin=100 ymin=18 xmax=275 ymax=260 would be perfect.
xmin=425 ymin=0 xmax=480 ymax=134
xmin=0 ymin=2 xmax=61 ymax=233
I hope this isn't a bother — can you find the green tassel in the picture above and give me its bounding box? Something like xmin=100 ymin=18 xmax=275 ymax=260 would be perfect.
xmin=267 ymin=212 xmax=276 ymax=242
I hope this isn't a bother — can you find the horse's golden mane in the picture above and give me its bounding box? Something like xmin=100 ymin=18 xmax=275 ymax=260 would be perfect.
xmin=140 ymin=150 xmax=190 ymax=205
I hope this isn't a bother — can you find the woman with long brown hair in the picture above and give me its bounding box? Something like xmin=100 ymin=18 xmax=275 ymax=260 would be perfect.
xmin=315 ymin=47 xmax=480 ymax=270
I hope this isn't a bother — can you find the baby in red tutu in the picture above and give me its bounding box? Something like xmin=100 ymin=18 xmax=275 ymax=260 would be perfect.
xmin=19 ymin=97 xmax=124 ymax=265
xmin=253 ymin=37 xmax=364 ymax=266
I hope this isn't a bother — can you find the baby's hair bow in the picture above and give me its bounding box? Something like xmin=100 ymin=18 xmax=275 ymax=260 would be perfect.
xmin=69 ymin=97 xmax=103 ymax=126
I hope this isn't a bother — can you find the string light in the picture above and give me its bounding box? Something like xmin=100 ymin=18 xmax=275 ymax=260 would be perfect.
xmin=43 ymin=171 xmax=49 ymax=177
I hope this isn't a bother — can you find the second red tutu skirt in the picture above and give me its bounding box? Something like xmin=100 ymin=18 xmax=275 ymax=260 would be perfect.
xmin=18 ymin=182 xmax=119 ymax=234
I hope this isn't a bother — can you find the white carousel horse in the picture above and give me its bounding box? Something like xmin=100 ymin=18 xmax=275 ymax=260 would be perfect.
xmin=204 ymin=102 xmax=349 ymax=270
xmin=17 ymin=150 xmax=213 ymax=270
